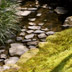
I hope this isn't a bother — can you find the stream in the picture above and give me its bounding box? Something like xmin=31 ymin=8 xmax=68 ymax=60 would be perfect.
xmin=0 ymin=0 xmax=68 ymax=67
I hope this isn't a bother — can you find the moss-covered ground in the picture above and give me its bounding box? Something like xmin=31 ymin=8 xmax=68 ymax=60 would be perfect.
xmin=3 ymin=28 xmax=72 ymax=72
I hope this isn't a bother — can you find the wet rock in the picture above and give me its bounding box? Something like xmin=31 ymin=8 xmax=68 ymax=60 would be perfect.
xmin=54 ymin=7 xmax=68 ymax=14
xmin=32 ymin=39 xmax=37 ymax=41
xmin=6 ymin=39 xmax=14 ymax=44
xmin=63 ymin=16 xmax=72 ymax=27
xmin=25 ymin=34 xmax=34 ymax=39
xmin=38 ymin=23 xmax=44 ymax=26
xmin=41 ymin=28 xmax=49 ymax=31
xmin=0 ymin=50 xmax=5 ymax=53
xmin=46 ymin=31 xmax=55 ymax=35
xmin=40 ymin=39 xmax=46 ymax=42
xmin=28 ymin=8 xmax=37 ymax=11
xmin=34 ymin=30 xmax=44 ymax=34
xmin=38 ymin=33 xmax=46 ymax=38
xmin=1 ymin=54 xmax=7 ymax=59
xmin=27 ymin=41 xmax=38 ymax=46
xmin=28 ymin=22 xmax=36 ymax=26
xmin=36 ymin=13 xmax=42 ymax=16
xmin=16 ymin=11 xmax=31 ymax=16
xmin=16 ymin=37 xmax=23 ymax=41
xmin=3 ymin=65 xmax=10 ymax=70
xmin=22 ymin=39 xmax=31 ymax=43
xmin=42 ymin=4 xmax=48 ymax=8
xmin=9 ymin=43 xmax=28 ymax=56
xmin=28 ymin=18 xmax=36 ymax=21
xmin=0 ymin=46 xmax=6 ymax=49
xmin=28 ymin=26 xmax=41 ymax=30
xmin=21 ymin=29 xmax=26 ymax=32
xmin=19 ymin=32 xmax=25 ymax=36
xmin=26 ymin=30 xmax=34 ymax=34
xmin=28 ymin=46 xmax=36 ymax=49
xmin=4 ymin=57 xmax=19 ymax=64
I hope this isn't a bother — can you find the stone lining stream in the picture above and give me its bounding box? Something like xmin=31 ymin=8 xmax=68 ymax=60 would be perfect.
xmin=0 ymin=0 xmax=69 ymax=71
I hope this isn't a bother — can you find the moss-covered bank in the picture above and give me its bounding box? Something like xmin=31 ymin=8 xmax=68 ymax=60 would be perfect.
xmin=3 ymin=28 xmax=72 ymax=72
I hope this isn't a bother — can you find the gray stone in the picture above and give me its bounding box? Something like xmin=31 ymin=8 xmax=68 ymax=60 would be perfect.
xmin=1 ymin=54 xmax=7 ymax=59
xmin=19 ymin=32 xmax=25 ymax=36
xmin=40 ymin=39 xmax=46 ymax=42
xmin=22 ymin=39 xmax=31 ymax=43
xmin=0 ymin=50 xmax=5 ymax=53
xmin=28 ymin=46 xmax=36 ymax=49
xmin=21 ymin=29 xmax=26 ymax=32
xmin=28 ymin=18 xmax=36 ymax=21
xmin=41 ymin=28 xmax=49 ymax=31
xmin=28 ymin=22 xmax=36 ymax=26
xmin=36 ymin=13 xmax=42 ymax=16
xmin=25 ymin=34 xmax=34 ymax=39
xmin=26 ymin=30 xmax=34 ymax=34
xmin=38 ymin=23 xmax=44 ymax=26
xmin=28 ymin=26 xmax=41 ymax=30
xmin=16 ymin=37 xmax=23 ymax=41
xmin=27 ymin=41 xmax=38 ymax=46
xmin=16 ymin=11 xmax=31 ymax=16
xmin=3 ymin=65 xmax=10 ymax=70
xmin=46 ymin=31 xmax=55 ymax=35
xmin=54 ymin=7 xmax=68 ymax=14
xmin=6 ymin=39 xmax=14 ymax=44
xmin=34 ymin=30 xmax=44 ymax=34
xmin=9 ymin=43 xmax=28 ymax=56
xmin=38 ymin=33 xmax=46 ymax=38
xmin=32 ymin=39 xmax=37 ymax=41
xmin=28 ymin=8 xmax=37 ymax=11
xmin=4 ymin=57 xmax=19 ymax=64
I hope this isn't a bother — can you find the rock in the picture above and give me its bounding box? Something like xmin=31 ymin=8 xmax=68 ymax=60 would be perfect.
xmin=32 ymin=39 xmax=37 ymax=41
xmin=16 ymin=37 xmax=23 ymax=41
xmin=6 ymin=39 xmax=14 ymax=44
xmin=26 ymin=30 xmax=34 ymax=33
xmin=27 ymin=41 xmax=38 ymax=46
xmin=28 ymin=22 xmax=36 ymax=26
xmin=0 ymin=50 xmax=5 ymax=53
xmin=38 ymin=23 xmax=44 ymax=26
xmin=46 ymin=31 xmax=55 ymax=35
xmin=63 ymin=16 xmax=72 ymax=27
xmin=9 ymin=43 xmax=28 ymax=56
xmin=54 ymin=7 xmax=68 ymax=14
xmin=40 ymin=39 xmax=46 ymax=42
xmin=4 ymin=57 xmax=19 ymax=64
xmin=28 ymin=26 xmax=41 ymax=30
xmin=28 ymin=8 xmax=37 ymax=11
xmin=3 ymin=65 xmax=10 ymax=70
xmin=34 ymin=30 xmax=44 ymax=34
xmin=22 ymin=39 xmax=31 ymax=43
xmin=38 ymin=33 xmax=46 ymax=38
xmin=19 ymin=32 xmax=25 ymax=36
xmin=28 ymin=46 xmax=36 ymax=49
xmin=28 ymin=18 xmax=36 ymax=21
xmin=41 ymin=28 xmax=49 ymax=31
xmin=36 ymin=13 xmax=42 ymax=16
xmin=16 ymin=11 xmax=31 ymax=16
xmin=42 ymin=4 xmax=48 ymax=8
xmin=0 ymin=46 xmax=5 ymax=49
xmin=21 ymin=29 xmax=26 ymax=32
xmin=0 ymin=58 xmax=5 ymax=62
xmin=25 ymin=34 xmax=34 ymax=39
xmin=1 ymin=54 xmax=7 ymax=59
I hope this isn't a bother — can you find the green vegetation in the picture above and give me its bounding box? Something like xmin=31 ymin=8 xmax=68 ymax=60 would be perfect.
xmin=0 ymin=0 xmax=20 ymax=44
xmin=3 ymin=28 xmax=72 ymax=72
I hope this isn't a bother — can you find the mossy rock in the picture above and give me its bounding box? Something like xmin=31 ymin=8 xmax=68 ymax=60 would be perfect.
xmin=3 ymin=28 xmax=72 ymax=72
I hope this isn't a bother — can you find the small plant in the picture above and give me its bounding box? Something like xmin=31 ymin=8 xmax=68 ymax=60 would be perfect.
xmin=0 ymin=0 xmax=20 ymax=44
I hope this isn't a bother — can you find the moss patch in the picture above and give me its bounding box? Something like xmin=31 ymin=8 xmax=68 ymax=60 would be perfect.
xmin=3 ymin=28 xmax=72 ymax=72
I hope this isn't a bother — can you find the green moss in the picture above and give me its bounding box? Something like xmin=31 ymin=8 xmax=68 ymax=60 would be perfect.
xmin=3 ymin=28 xmax=72 ymax=72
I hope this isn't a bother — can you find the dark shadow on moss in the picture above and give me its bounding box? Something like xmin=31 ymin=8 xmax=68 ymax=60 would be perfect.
xmin=51 ymin=54 xmax=72 ymax=72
